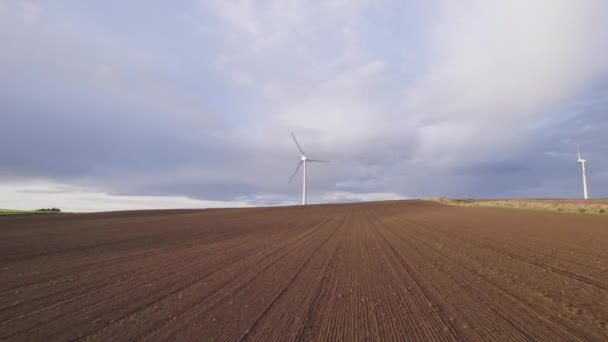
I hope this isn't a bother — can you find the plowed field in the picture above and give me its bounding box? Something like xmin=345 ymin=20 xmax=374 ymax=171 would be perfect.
xmin=1 ymin=200 xmax=608 ymax=341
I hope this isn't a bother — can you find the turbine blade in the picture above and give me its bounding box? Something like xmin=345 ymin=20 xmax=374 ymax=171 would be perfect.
xmin=288 ymin=161 xmax=303 ymax=183
xmin=578 ymin=145 xmax=581 ymax=160
xmin=291 ymin=132 xmax=305 ymax=156
xmin=307 ymin=159 xmax=330 ymax=163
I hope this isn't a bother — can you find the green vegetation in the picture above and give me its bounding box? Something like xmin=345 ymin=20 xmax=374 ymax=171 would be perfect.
xmin=0 ymin=209 xmax=32 ymax=214
xmin=431 ymin=198 xmax=608 ymax=217
xmin=35 ymin=208 xmax=61 ymax=212
xmin=0 ymin=208 xmax=62 ymax=215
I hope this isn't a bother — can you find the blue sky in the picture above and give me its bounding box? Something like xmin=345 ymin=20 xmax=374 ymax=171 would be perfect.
xmin=1 ymin=0 xmax=607 ymax=211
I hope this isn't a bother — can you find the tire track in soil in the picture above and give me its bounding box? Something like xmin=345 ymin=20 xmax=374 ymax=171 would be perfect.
xmin=379 ymin=214 xmax=564 ymax=340
xmin=235 ymin=211 xmax=349 ymax=342
xmin=380 ymin=214 xmax=606 ymax=341
xmin=456 ymin=233 xmax=608 ymax=291
xmin=413 ymin=220 xmax=608 ymax=337
xmin=149 ymin=212 xmax=342 ymax=342
xmin=2 ymin=213 xmax=330 ymax=341
xmin=411 ymin=206 xmax=608 ymax=268
xmin=75 ymin=214 xmax=332 ymax=342
xmin=0 ymin=210 xmax=301 ymax=316
xmin=409 ymin=214 xmax=608 ymax=280
xmin=81 ymin=211 xmax=335 ymax=342
xmin=404 ymin=215 xmax=608 ymax=325
xmin=2 ymin=201 xmax=608 ymax=341
xmin=363 ymin=208 xmax=465 ymax=342
xmin=0 ymin=208 xmax=289 ymax=292
xmin=366 ymin=204 xmax=546 ymax=341
xmin=292 ymin=211 xmax=351 ymax=342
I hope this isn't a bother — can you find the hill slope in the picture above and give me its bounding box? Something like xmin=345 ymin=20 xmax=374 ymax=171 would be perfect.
xmin=1 ymin=200 xmax=607 ymax=341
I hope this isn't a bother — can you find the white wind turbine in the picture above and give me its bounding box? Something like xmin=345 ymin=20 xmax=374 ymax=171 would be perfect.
xmin=577 ymin=145 xmax=589 ymax=200
xmin=289 ymin=132 xmax=329 ymax=205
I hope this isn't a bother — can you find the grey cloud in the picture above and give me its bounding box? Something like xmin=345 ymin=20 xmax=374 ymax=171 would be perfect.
xmin=1 ymin=0 xmax=608 ymax=210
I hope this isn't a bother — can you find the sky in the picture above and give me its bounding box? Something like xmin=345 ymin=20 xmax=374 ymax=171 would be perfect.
xmin=1 ymin=0 xmax=607 ymax=211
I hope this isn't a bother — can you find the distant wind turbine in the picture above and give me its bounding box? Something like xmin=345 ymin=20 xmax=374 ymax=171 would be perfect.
xmin=577 ymin=145 xmax=589 ymax=200
xmin=289 ymin=132 xmax=329 ymax=205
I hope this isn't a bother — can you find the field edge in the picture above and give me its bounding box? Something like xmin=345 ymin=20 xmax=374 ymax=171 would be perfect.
xmin=428 ymin=198 xmax=608 ymax=217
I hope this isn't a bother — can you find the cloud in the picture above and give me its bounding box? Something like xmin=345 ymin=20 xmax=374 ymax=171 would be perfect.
xmin=0 ymin=181 xmax=408 ymax=212
xmin=320 ymin=191 xmax=405 ymax=203
xmin=17 ymin=0 xmax=42 ymax=24
xmin=0 ymin=181 xmax=253 ymax=212
xmin=200 ymin=0 xmax=608 ymax=199
xmin=0 ymin=2 xmax=235 ymax=197
xmin=1 ymin=0 xmax=607 ymax=209
xmin=405 ymin=0 xmax=608 ymax=165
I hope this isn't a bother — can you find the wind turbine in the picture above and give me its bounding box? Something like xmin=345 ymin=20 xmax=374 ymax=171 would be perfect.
xmin=289 ymin=132 xmax=329 ymax=205
xmin=577 ymin=145 xmax=589 ymax=200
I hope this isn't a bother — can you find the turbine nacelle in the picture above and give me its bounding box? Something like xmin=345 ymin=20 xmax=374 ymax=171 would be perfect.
xmin=289 ymin=132 xmax=330 ymax=205
xmin=577 ymin=145 xmax=586 ymax=164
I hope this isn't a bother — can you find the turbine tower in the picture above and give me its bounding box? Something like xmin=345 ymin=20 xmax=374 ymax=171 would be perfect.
xmin=289 ymin=132 xmax=329 ymax=205
xmin=577 ymin=145 xmax=589 ymax=200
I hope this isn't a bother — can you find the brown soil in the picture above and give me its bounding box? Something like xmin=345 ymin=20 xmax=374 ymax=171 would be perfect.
xmin=1 ymin=200 xmax=607 ymax=341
